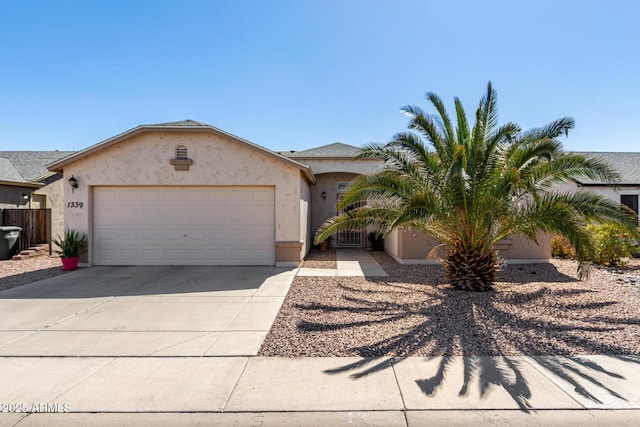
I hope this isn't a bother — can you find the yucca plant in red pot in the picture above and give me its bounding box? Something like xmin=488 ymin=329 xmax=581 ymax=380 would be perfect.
xmin=52 ymin=230 xmax=87 ymax=271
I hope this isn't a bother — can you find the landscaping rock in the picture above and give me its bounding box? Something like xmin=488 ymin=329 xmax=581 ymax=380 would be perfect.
xmin=260 ymin=255 xmax=640 ymax=357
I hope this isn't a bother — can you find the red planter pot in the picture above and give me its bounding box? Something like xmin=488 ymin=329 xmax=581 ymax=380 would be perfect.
xmin=61 ymin=257 xmax=79 ymax=271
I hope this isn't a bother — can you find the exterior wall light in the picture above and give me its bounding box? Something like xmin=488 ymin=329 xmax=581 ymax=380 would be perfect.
xmin=69 ymin=175 xmax=78 ymax=189
xmin=322 ymin=191 xmax=327 ymax=200
xmin=21 ymin=193 xmax=29 ymax=200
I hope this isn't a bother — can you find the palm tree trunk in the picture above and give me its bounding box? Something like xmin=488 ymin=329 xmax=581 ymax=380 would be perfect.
xmin=443 ymin=244 xmax=502 ymax=291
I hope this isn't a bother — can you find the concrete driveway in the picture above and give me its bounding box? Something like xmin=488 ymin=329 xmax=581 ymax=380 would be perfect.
xmin=0 ymin=265 xmax=296 ymax=357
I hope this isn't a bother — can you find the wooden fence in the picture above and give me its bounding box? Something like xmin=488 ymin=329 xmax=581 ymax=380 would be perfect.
xmin=0 ymin=209 xmax=51 ymax=253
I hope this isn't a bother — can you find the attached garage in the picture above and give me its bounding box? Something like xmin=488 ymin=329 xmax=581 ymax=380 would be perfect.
xmin=93 ymin=186 xmax=275 ymax=265
xmin=48 ymin=120 xmax=315 ymax=267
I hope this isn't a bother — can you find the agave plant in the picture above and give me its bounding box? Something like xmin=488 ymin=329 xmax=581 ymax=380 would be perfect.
xmin=52 ymin=229 xmax=87 ymax=258
xmin=315 ymin=82 xmax=638 ymax=291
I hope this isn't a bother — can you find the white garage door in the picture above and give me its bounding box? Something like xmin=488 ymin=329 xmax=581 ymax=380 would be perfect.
xmin=93 ymin=186 xmax=275 ymax=265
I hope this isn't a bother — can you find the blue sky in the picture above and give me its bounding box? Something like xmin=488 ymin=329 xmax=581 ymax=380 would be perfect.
xmin=1 ymin=0 xmax=638 ymax=152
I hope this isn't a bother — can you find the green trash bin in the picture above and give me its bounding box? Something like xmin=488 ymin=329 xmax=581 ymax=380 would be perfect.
xmin=0 ymin=226 xmax=22 ymax=260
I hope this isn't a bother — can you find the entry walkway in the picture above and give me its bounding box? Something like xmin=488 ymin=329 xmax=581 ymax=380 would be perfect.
xmin=297 ymin=248 xmax=388 ymax=277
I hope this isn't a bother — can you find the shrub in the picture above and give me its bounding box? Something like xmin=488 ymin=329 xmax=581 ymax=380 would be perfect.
xmin=52 ymin=229 xmax=87 ymax=258
xmin=585 ymin=223 xmax=637 ymax=266
xmin=551 ymin=235 xmax=575 ymax=259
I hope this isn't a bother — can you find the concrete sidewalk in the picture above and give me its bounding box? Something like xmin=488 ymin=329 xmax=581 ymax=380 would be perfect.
xmin=1 ymin=355 xmax=638 ymax=426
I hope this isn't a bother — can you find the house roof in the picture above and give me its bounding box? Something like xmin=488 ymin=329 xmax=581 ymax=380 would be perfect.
xmin=46 ymin=120 xmax=316 ymax=184
xmin=147 ymin=119 xmax=211 ymax=127
xmin=0 ymin=151 xmax=73 ymax=186
xmin=574 ymin=152 xmax=640 ymax=185
xmin=0 ymin=157 xmax=26 ymax=183
xmin=286 ymin=142 xmax=363 ymax=159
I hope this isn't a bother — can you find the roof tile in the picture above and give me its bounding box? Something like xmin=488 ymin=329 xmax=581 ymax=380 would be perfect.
xmin=147 ymin=119 xmax=210 ymax=127
xmin=574 ymin=152 xmax=640 ymax=185
xmin=287 ymin=142 xmax=362 ymax=158
xmin=0 ymin=151 xmax=75 ymax=181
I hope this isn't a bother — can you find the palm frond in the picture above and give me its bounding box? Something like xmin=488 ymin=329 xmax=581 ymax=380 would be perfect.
xmin=531 ymin=153 xmax=621 ymax=189
xmin=481 ymin=81 xmax=499 ymax=141
xmin=426 ymin=92 xmax=456 ymax=149
xmin=454 ymin=97 xmax=470 ymax=147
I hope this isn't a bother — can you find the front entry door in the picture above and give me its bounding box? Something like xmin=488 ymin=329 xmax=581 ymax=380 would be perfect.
xmin=336 ymin=192 xmax=365 ymax=247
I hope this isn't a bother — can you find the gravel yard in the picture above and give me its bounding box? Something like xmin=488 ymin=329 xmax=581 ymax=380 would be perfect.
xmin=260 ymin=252 xmax=640 ymax=357
xmin=0 ymin=257 xmax=69 ymax=292
xmin=301 ymin=248 xmax=337 ymax=269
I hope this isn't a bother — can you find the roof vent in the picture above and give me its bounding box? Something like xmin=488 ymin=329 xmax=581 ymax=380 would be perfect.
xmin=170 ymin=144 xmax=193 ymax=171
xmin=176 ymin=145 xmax=188 ymax=160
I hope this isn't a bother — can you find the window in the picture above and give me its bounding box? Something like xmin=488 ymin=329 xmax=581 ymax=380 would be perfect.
xmin=337 ymin=181 xmax=351 ymax=193
xmin=176 ymin=145 xmax=188 ymax=160
xmin=621 ymin=195 xmax=638 ymax=221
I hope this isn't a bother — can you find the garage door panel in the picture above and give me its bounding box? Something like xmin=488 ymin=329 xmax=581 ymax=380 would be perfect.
xmin=205 ymin=191 xmax=229 ymax=202
xmin=116 ymin=208 xmax=141 ymax=224
xmin=207 ymin=210 xmax=230 ymax=224
xmin=184 ymin=210 xmax=213 ymax=223
xmin=116 ymin=189 xmax=140 ymax=202
xmin=138 ymin=228 xmax=164 ymax=240
xmin=94 ymin=189 xmax=117 ymax=202
xmin=93 ymin=187 xmax=275 ymax=265
xmin=247 ymin=228 xmax=273 ymax=242
xmin=252 ymin=190 xmax=274 ymax=202
xmin=94 ymin=207 xmax=120 ymax=222
xmin=182 ymin=190 xmax=209 ymax=204
xmin=95 ymin=227 xmax=136 ymax=242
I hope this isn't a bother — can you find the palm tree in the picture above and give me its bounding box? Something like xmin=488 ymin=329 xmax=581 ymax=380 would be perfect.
xmin=315 ymin=82 xmax=638 ymax=291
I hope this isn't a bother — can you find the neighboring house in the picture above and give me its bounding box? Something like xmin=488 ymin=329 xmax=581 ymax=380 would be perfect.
xmin=47 ymin=120 xmax=551 ymax=267
xmin=0 ymin=157 xmax=39 ymax=208
xmin=0 ymin=151 xmax=75 ymax=240
xmin=557 ymin=152 xmax=640 ymax=222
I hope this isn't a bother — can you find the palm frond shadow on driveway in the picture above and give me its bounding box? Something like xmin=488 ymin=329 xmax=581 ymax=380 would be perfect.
xmin=294 ymin=276 xmax=640 ymax=411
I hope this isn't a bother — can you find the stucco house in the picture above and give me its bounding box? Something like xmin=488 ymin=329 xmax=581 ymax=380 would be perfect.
xmin=1 ymin=151 xmax=74 ymax=240
xmin=556 ymin=152 xmax=640 ymax=222
xmin=47 ymin=120 xmax=551 ymax=267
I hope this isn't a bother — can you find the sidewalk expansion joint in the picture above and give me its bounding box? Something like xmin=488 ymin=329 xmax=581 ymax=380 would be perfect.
xmin=221 ymin=357 xmax=250 ymax=411
xmin=390 ymin=359 xmax=410 ymax=425
xmin=520 ymin=356 xmax=588 ymax=410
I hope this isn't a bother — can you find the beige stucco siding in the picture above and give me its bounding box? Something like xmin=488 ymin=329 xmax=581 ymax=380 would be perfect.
xmin=383 ymin=228 xmax=400 ymax=258
xmin=299 ymin=174 xmax=312 ymax=258
xmin=398 ymin=229 xmax=442 ymax=260
xmin=384 ymin=229 xmax=442 ymax=264
xmin=386 ymin=229 xmax=550 ymax=264
xmin=33 ymin=178 xmax=64 ymax=240
xmin=499 ymin=234 xmax=551 ymax=260
xmin=62 ymin=131 xmax=306 ymax=264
